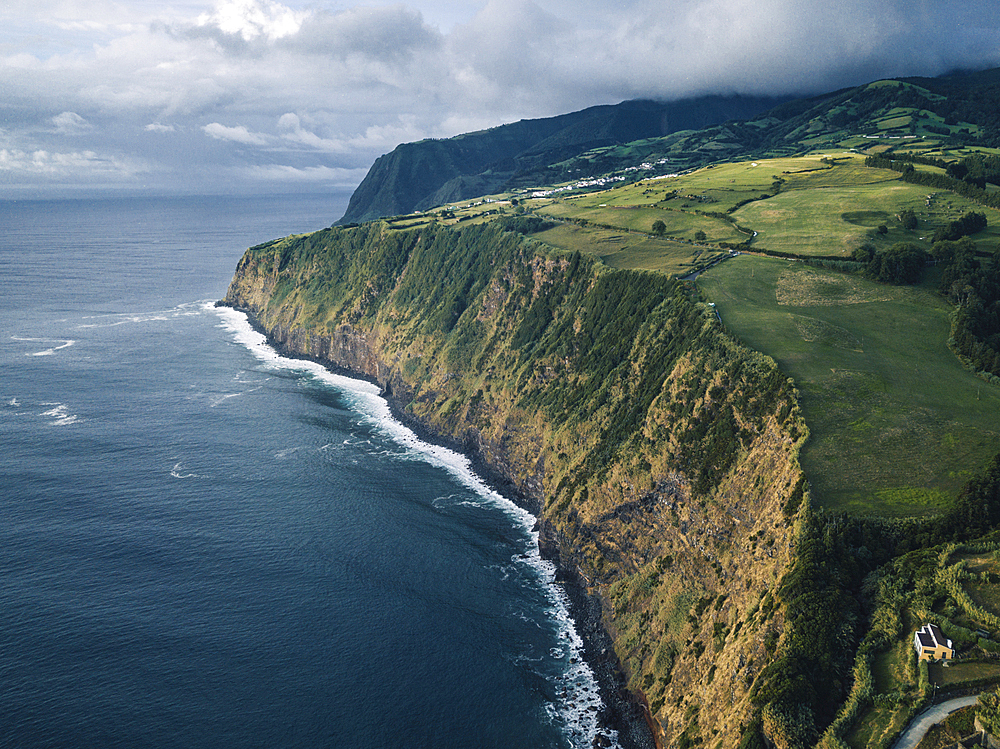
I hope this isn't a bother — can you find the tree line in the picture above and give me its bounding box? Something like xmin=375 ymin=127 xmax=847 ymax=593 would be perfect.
xmin=864 ymin=154 xmax=1000 ymax=210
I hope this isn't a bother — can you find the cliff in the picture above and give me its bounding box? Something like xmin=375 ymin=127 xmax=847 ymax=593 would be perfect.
xmin=222 ymin=218 xmax=811 ymax=747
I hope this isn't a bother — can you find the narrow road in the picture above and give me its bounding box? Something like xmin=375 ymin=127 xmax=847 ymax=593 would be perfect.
xmin=891 ymin=695 xmax=980 ymax=749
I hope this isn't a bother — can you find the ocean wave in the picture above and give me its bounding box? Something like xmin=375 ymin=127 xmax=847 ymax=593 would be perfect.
xmin=4 ymin=397 xmax=80 ymax=425
xmin=170 ymin=461 xmax=206 ymax=479
xmin=39 ymin=403 xmax=80 ymax=426
xmin=216 ymin=306 xmax=619 ymax=749
xmin=11 ymin=336 xmax=77 ymax=357
xmin=76 ymin=300 xmax=212 ymax=329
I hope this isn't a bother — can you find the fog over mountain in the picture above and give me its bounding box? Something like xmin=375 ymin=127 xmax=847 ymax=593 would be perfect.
xmin=2 ymin=0 xmax=999 ymax=197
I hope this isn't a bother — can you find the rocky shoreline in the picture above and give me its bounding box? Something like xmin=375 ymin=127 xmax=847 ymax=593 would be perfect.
xmin=218 ymin=301 xmax=657 ymax=749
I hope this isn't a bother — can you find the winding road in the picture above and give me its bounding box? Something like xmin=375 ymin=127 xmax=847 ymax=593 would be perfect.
xmin=891 ymin=695 xmax=980 ymax=749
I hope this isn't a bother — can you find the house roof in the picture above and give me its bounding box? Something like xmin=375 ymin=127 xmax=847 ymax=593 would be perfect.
xmin=916 ymin=623 xmax=953 ymax=650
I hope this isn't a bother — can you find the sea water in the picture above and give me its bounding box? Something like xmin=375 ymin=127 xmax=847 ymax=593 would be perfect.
xmin=0 ymin=195 xmax=616 ymax=748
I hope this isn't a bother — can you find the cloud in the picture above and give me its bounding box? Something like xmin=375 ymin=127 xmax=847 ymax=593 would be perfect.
xmin=248 ymin=163 xmax=370 ymax=185
xmin=0 ymin=146 xmax=145 ymax=178
xmin=51 ymin=112 xmax=92 ymax=134
xmin=3 ymin=0 xmax=1000 ymax=197
xmin=195 ymin=0 xmax=307 ymax=42
xmin=277 ymin=112 xmax=347 ymax=152
xmin=202 ymin=122 xmax=269 ymax=145
xmin=288 ymin=4 xmax=441 ymax=62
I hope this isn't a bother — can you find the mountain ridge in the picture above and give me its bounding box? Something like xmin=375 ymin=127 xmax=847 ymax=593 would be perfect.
xmin=336 ymin=95 xmax=790 ymax=224
xmin=338 ymin=66 xmax=1000 ymax=227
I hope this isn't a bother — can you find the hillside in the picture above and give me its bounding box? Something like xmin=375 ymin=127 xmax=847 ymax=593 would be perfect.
xmin=336 ymin=95 xmax=787 ymax=225
xmin=502 ymin=68 xmax=1000 ymax=190
xmin=517 ymin=153 xmax=1000 ymax=516
xmin=219 ymin=211 xmax=1000 ymax=748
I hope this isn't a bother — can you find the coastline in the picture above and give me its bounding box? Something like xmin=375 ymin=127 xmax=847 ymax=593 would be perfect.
xmin=217 ymin=300 xmax=657 ymax=749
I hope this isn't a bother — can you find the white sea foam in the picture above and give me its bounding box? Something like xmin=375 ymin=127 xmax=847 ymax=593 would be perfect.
xmin=76 ymin=300 xmax=210 ymax=329
xmin=40 ymin=403 xmax=79 ymax=426
xmin=170 ymin=461 xmax=206 ymax=479
xmin=11 ymin=336 xmax=77 ymax=356
xmin=216 ymin=306 xmax=621 ymax=749
xmin=209 ymin=392 xmax=243 ymax=407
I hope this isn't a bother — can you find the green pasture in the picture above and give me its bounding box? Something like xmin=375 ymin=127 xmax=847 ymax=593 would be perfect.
xmin=846 ymin=647 xmax=915 ymax=749
xmin=734 ymin=156 xmax=1000 ymax=255
xmin=442 ymin=153 xmax=1000 ymax=518
xmin=734 ymin=183 xmax=910 ymax=256
xmin=698 ymin=256 xmax=1000 ymax=516
xmin=957 ymin=550 xmax=1000 ymax=574
xmin=672 ymin=156 xmax=844 ymax=194
xmin=524 ymin=154 xmax=1000 ymax=260
xmin=928 ymin=659 xmax=1000 ymax=687
xmin=534 ymin=201 xmax=745 ymax=244
xmin=530 ymin=222 xmax=716 ymax=275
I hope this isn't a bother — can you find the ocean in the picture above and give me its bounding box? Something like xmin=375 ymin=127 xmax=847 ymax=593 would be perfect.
xmin=0 ymin=195 xmax=617 ymax=749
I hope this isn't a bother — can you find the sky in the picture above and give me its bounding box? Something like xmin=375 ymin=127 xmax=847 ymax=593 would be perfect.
xmin=2 ymin=0 xmax=999 ymax=198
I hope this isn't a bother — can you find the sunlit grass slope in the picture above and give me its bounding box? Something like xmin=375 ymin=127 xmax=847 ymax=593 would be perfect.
xmin=522 ymin=154 xmax=1000 ymax=261
xmin=698 ymin=255 xmax=1000 ymax=515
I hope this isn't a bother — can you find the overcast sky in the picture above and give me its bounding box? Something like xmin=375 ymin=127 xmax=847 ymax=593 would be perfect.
xmin=2 ymin=0 xmax=999 ymax=197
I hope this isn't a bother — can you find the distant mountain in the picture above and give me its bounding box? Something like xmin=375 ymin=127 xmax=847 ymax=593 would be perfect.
xmin=540 ymin=67 xmax=1000 ymax=181
xmin=337 ymin=68 xmax=1000 ymax=226
xmin=336 ymin=95 xmax=789 ymax=224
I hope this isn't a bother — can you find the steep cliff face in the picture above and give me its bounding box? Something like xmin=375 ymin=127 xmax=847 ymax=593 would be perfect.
xmin=223 ymin=219 xmax=810 ymax=747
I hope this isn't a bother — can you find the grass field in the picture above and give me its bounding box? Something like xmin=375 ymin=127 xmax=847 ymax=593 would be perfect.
xmin=928 ymin=660 xmax=1000 ymax=687
xmin=961 ymin=553 xmax=1000 ymax=619
xmin=847 ymin=703 xmax=913 ymax=749
xmin=846 ymin=633 xmax=921 ymax=748
xmin=530 ymin=222 xmax=723 ymax=275
xmin=524 ymin=155 xmax=1000 ymax=260
xmin=697 ymin=256 xmax=1000 ymax=515
xmin=730 ymin=156 xmax=1000 ymax=256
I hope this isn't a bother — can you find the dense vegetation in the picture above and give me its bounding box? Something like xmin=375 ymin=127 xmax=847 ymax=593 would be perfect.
xmin=936 ymin=238 xmax=1000 ymax=380
xmin=234 ymin=217 xmax=802 ymax=510
xmin=227 ymin=202 xmax=1000 ymax=749
xmin=226 ymin=217 xmax=815 ymax=748
xmin=852 ymin=242 xmax=929 ymax=284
